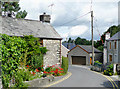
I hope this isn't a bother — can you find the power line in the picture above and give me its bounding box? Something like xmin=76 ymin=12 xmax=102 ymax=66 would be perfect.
xmin=94 ymin=17 xmax=104 ymax=43
xmin=58 ymin=11 xmax=91 ymax=27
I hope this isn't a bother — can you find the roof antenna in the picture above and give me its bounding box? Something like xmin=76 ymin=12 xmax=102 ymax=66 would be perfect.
xmin=48 ymin=0 xmax=54 ymax=15
xmin=90 ymin=0 xmax=93 ymax=11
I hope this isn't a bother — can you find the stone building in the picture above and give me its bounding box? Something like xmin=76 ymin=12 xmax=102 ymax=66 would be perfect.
xmin=0 ymin=14 xmax=62 ymax=67
xmin=104 ymin=31 xmax=120 ymax=73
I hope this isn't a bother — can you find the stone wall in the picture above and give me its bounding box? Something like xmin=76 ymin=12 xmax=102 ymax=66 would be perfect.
xmin=43 ymin=39 xmax=61 ymax=67
xmin=107 ymin=40 xmax=120 ymax=64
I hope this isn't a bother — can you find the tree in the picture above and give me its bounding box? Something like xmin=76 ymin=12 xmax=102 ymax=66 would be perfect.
xmin=95 ymin=25 xmax=120 ymax=51
xmin=16 ymin=10 xmax=27 ymax=18
xmin=1 ymin=2 xmax=27 ymax=18
xmin=75 ymin=37 xmax=91 ymax=45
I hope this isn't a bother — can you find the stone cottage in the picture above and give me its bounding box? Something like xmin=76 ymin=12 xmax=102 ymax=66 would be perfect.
xmin=0 ymin=14 xmax=62 ymax=67
xmin=104 ymin=31 xmax=120 ymax=73
xmin=68 ymin=45 xmax=103 ymax=65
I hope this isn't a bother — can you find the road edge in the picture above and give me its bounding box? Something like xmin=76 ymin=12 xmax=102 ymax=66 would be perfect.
xmin=89 ymin=69 xmax=119 ymax=89
xmin=43 ymin=72 xmax=72 ymax=87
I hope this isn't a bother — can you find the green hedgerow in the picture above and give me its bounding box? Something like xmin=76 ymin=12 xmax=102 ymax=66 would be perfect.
xmin=61 ymin=56 xmax=68 ymax=74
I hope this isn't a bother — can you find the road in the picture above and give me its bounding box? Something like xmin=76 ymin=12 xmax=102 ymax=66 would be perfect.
xmin=50 ymin=65 xmax=120 ymax=88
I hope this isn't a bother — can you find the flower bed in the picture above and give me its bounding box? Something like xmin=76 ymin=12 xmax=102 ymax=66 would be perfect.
xmin=26 ymin=64 xmax=64 ymax=79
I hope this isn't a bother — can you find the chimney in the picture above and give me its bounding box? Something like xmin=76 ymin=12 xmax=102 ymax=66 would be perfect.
xmin=105 ymin=32 xmax=110 ymax=40
xmin=40 ymin=12 xmax=51 ymax=23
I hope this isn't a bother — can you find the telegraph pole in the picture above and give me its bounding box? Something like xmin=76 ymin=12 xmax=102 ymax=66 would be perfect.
xmin=91 ymin=11 xmax=94 ymax=65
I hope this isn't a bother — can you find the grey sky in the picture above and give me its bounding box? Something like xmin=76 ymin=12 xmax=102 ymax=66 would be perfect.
xmin=19 ymin=0 xmax=119 ymax=41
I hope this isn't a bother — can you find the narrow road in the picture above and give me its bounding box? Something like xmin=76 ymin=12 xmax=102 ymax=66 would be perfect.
xmin=50 ymin=65 xmax=119 ymax=88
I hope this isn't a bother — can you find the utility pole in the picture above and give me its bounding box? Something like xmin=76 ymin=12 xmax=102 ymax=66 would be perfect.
xmin=91 ymin=10 xmax=94 ymax=65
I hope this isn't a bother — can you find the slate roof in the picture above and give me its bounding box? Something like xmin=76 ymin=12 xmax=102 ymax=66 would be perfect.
xmin=79 ymin=45 xmax=102 ymax=53
xmin=107 ymin=31 xmax=120 ymax=41
xmin=62 ymin=43 xmax=76 ymax=50
xmin=0 ymin=16 xmax=62 ymax=39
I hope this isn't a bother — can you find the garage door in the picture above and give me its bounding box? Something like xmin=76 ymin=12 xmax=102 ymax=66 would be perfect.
xmin=72 ymin=56 xmax=86 ymax=65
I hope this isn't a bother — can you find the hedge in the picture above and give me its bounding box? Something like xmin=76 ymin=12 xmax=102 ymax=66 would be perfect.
xmin=1 ymin=34 xmax=47 ymax=88
xmin=61 ymin=56 xmax=68 ymax=74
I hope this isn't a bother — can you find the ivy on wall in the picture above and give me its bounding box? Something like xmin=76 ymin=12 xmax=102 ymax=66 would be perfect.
xmin=1 ymin=34 xmax=47 ymax=87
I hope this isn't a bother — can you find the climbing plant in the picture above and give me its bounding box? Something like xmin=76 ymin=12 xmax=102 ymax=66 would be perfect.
xmin=1 ymin=34 xmax=47 ymax=88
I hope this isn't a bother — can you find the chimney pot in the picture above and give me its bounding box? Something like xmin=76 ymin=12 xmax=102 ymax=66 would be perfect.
xmin=105 ymin=32 xmax=110 ymax=40
xmin=40 ymin=12 xmax=51 ymax=23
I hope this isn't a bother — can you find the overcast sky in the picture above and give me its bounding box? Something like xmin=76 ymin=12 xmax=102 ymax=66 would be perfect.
xmin=19 ymin=0 xmax=119 ymax=41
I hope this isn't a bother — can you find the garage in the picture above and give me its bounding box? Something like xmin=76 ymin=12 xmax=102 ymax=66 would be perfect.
xmin=72 ymin=56 xmax=86 ymax=65
xmin=68 ymin=45 xmax=103 ymax=65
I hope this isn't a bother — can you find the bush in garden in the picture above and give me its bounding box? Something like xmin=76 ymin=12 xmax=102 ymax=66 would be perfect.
xmin=23 ymin=35 xmax=47 ymax=70
xmin=103 ymin=64 xmax=113 ymax=76
xmin=18 ymin=68 xmax=32 ymax=81
xmin=13 ymin=69 xmax=29 ymax=88
xmin=61 ymin=56 xmax=68 ymax=74
xmin=1 ymin=34 xmax=47 ymax=88
xmin=94 ymin=61 xmax=102 ymax=65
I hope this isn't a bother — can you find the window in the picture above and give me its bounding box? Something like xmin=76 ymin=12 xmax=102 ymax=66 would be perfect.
xmin=115 ymin=41 xmax=117 ymax=49
xmin=109 ymin=55 xmax=112 ymax=62
xmin=109 ymin=42 xmax=111 ymax=49
xmin=39 ymin=39 xmax=43 ymax=47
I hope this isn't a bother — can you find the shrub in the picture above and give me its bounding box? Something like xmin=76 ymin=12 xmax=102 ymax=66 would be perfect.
xmin=94 ymin=61 xmax=102 ymax=65
xmin=61 ymin=56 xmax=68 ymax=74
xmin=13 ymin=69 xmax=29 ymax=88
xmin=18 ymin=68 xmax=32 ymax=81
xmin=103 ymin=64 xmax=113 ymax=76
xmin=1 ymin=34 xmax=47 ymax=87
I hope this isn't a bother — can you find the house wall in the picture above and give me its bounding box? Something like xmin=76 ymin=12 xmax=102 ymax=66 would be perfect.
xmin=94 ymin=53 xmax=103 ymax=63
xmin=43 ymin=39 xmax=61 ymax=67
xmin=68 ymin=46 xmax=90 ymax=65
xmin=107 ymin=40 xmax=119 ymax=64
xmin=118 ymin=40 xmax=120 ymax=64
xmin=61 ymin=45 xmax=69 ymax=57
xmin=89 ymin=53 xmax=103 ymax=63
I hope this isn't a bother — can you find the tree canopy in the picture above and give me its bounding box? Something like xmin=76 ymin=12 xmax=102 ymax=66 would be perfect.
xmin=1 ymin=1 xmax=27 ymax=18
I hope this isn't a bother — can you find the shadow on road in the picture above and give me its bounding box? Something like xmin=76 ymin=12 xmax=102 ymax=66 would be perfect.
xmin=101 ymin=80 xmax=120 ymax=88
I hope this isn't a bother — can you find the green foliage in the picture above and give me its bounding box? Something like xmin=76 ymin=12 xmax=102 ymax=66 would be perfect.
xmin=18 ymin=68 xmax=32 ymax=81
xmin=23 ymin=35 xmax=47 ymax=70
xmin=63 ymin=25 xmax=120 ymax=52
xmin=94 ymin=61 xmax=102 ymax=65
xmin=43 ymin=66 xmax=64 ymax=77
xmin=63 ymin=37 xmax=92 ymax=45
xmin=75 ymin=37 xmax=92 ymax=45
xmin=97 ymin=45 xmax=104 ymax=51
xmin=16 ymin=10 xmax=27 ymax=18
xmin=1 ymin=2 xmax=20 ymax=12
xmin=13 ymin=69 xmax=29 ymax=88
xmin=61 ymin=57 xmax=68 ymax=74
xmin=45 ymin=67 xmax=52 ymax=73
xmin=95 ymin=25 xmax=120 ymax=51
xmin=1 ymin=34 xmax=47 ymax=88
xmin=103 ymin=64 xmax=113 ymax=76
xmin=1 ymin=2 xmax=27 ymax=18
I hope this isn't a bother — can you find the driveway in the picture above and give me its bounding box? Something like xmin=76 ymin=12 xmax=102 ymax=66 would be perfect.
xmin=50 ymin=65 xmax=119 ymax=88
